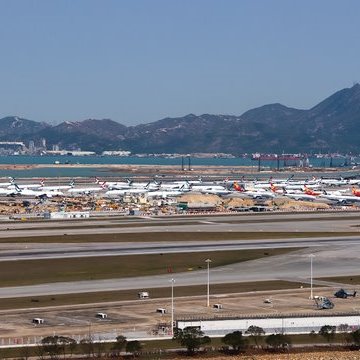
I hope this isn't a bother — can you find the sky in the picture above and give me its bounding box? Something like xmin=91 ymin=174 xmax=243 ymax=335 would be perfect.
xmin=0 ymin=0 xmax=359 ymax=125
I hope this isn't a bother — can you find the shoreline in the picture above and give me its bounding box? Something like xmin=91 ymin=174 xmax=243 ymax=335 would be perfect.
xmin=0 ymin=163 xmax=350 ymax=176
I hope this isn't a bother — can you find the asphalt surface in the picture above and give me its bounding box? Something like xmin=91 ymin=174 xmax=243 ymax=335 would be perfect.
xmin=0 ymin=212 xmax=359 ymax=298
xmin=0 ymin=245 xmax=359 ymax=298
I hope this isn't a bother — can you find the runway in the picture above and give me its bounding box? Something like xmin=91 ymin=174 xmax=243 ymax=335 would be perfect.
xmin=0 ymin=244 xmax=359 ymax=298
xmin=1 ymin=236 xmax=360 ymax=261
xmin=1 ymin=212 xmax=360 ymax=237
xmin=0 ymin=212 xmax=359 ymax=298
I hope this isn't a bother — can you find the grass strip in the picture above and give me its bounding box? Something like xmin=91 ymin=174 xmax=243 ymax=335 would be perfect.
xmin=316 ymin=275 xmax=360 ymax=285
xmin=5 ymin=216 xmax=360 ymax=231
xmin=0 ymin=248 xmax=300 ymax=287
xmin=0 ymin=232 xmax=358 ymax=243
xmin=0 ymin=280 xmax=308 ymax=311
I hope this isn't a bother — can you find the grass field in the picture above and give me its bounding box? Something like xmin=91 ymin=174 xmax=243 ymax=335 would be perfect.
xmin=0 ymin=280 xmax=309 ymax=310
xmin=317 ymin=275 xmax=360 ymax=285
xmin=4 ymin=214 xmax=360 ymax=232
xmin=0 ymin=231 xmax=358 ymax=243
xmin=0 ymin=248 xmax=300 ymax=286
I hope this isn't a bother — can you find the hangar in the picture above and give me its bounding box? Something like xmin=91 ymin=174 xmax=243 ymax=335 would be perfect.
xmin=177 ymin=312 xmax=360 ymax=336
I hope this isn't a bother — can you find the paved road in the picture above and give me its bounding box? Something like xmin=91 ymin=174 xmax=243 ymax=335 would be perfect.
xmin=0 ymin=245 xmax=359 ymax=298
xmin=0 ymin=212 xmax=359 ymax=237
xmin=0 ymin=212 xmax=359 ymax=298
xmin=1 ymin=236 xmax=360 ymax=261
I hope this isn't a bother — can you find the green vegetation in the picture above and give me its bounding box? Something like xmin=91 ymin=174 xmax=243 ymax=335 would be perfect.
xmin=173 ymin=327 xmax=211 ymax=355
xmin=4 ymin=330 xmax=360 ymax=359
xmin=222 ymin=331 xmax=248 ymax=352
xmin=0 ymin=280 xmax=308 ymax=310
xmin=0 ymin=248 xmax=299 ymax=286
xmin=317 ymin=275 xmax=360 ymax=285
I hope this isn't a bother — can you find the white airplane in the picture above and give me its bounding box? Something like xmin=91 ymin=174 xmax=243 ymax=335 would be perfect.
xmin=232 ymin=182 xmax=275 ymax=199
xmin=39 ymin=179 xmax=74 ymax=191
xmin=94 ymin=177 xmax=132 ymax=190
xmin=0 ymin=179 xmax=13 ymax=187
xmin=347 ymin=178 xmax=360 ymax=185
xmin=7 ymin=177 xmax=42 ymax=190
xmin=132 ymin=182 xmax=158 ymax=190
xmin=105 ymin=187 xmax=150 ymax=197
xmin=319 ymin=177 xmax=348 ymax=187
xmin=146 ymin=189 xmax=184 ymax=198
xmin=189 ymin=184 xmax=231 ymax=195
xmin=0 ymin=187 xmax=21 ymax=196
xmin=67 ymin=183 xmax=107 ymax=195
xmin=9 ymin=184 xmax=62 ymax=198
xmin=282 ymin=191 xmax=318 ymax=201
xmin=320 ymin=191 xmax=360 ymax=204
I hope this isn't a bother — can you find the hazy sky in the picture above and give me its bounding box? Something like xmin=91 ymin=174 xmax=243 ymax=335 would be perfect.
xmin=0 ymin=0 xmax=359 ymax=125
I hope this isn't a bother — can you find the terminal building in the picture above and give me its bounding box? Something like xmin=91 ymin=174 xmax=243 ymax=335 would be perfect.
xmin=0 ymin=141 xmax=26 ymax=155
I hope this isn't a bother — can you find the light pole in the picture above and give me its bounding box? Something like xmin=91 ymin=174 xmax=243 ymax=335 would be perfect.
xmin=309 ymin=254 xmax=315 ymax=299
xmin=170 ymin=278 xmax=175 ymax=336
xmin=205 ymin=259 xmax=212 ymax=307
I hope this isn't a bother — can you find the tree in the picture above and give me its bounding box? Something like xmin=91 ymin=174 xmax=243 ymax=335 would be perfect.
xmin=245 ymin=325 xmax=265 ymax=348
xmin=222 ymin=331 xmax=248 ymax=352
xmin=173 ymin=327 xmax=211 ymax=355
xmin=41 ymin=336 xmax=61 ymax=360
xmin=338 ymin=324 xmax=350 ymax=345
xmin=351 ymin=329 xmax=360 ymax=346
xmin=58 ymin=336 xmax=76 ymax=359
xmin=126 ymin=340 xmax=142 ymax=357
xmin=319 ymin=325 xmax=336 ymax=344
xmin=79 ymin=337 xmax=94 ymax=358
xmin=112 ymin=335 xmax=127 ymax=356
xmin=338 ymin=324 xmax=349 ymax=333
xmin=265 ymin=334 xmax=291 ymax=351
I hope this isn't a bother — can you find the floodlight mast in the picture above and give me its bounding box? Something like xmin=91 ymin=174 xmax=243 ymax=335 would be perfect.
xmin=170 ymin=278 xmax=175 ymax=336
xmin=205 ymin=259 xmax=212 ymax=307
xmin=310 ymin=254 xmax=315 ymax=299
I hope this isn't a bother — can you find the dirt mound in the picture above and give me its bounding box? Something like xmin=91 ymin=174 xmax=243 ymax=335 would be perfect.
xmin=223 ymin=197 xmax=255 ymax=207
xmin=274 ymin=198 xmax=330 ymax=210
xmin=177 ymin=193 xmax=222 ymax=205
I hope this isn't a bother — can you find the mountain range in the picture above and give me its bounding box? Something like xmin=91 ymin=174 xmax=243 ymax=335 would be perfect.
xmin=1 ymin=84 xmax=360 ymax=155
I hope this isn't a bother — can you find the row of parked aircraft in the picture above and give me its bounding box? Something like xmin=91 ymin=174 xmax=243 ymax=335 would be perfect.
xmin=232 ymin=179 xmax=360 ymax=204
xmin=1 ymin=176 xmax=360 ymax=204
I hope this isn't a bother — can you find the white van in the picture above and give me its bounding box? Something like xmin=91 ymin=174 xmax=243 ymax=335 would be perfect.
xmin=138 ymin=291 xmax=149 ymax=299
xmin=32 ymin=318 xmax=44 ymax=324
xmin=156 ymin=308 xmax=166 ymax=314
xmin=96 ymin=312 xmax=108 ymax=319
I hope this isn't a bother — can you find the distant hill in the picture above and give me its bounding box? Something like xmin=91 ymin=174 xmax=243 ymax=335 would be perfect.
xmin=1 ymin=84 xmax=360 ymax=154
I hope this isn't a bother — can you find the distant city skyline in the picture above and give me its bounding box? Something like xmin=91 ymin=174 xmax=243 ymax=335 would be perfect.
xmin=0 ymin=0 xmax=359 ymax=125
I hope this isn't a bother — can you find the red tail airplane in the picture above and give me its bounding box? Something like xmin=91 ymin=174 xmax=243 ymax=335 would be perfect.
xmin=270 ymin=183 xmax=278 ymax=193
xmin=352 ymin=187 xmax=360 ymax=197
xmin=233 ymin=181 xmax=244 ymax=192
xmin=303 ymin=186 xmax=321 ymax=196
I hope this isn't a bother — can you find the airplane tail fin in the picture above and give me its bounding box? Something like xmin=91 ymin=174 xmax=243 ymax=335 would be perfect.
xmin=15 ymin=184 xmax=21 ymax=192
xmin=9 ymin=177 xmax=15 ymax=184
xmin=69 ymin=179 xmax=75 ymax=188
xmin=233 ymin=182 xmax=244 ymax=192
